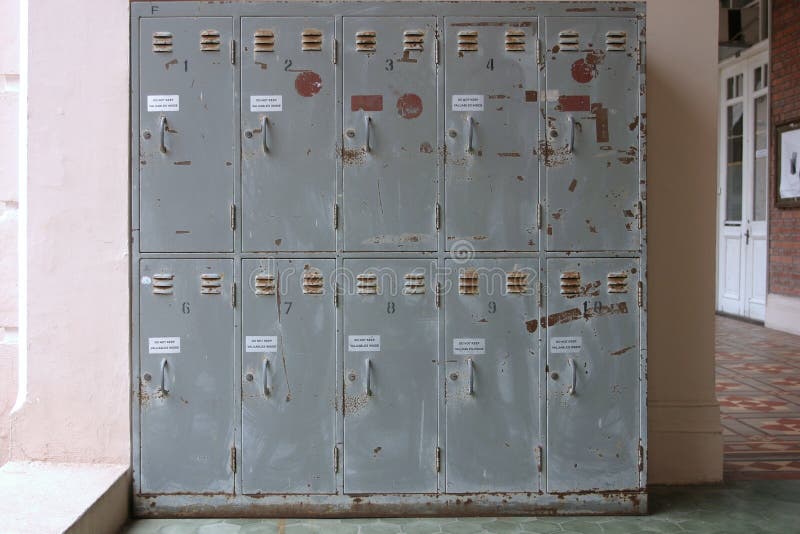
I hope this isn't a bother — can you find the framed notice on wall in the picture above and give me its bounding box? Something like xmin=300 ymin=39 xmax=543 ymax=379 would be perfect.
xmin=777 ymin=121 xmax=800 ymax=208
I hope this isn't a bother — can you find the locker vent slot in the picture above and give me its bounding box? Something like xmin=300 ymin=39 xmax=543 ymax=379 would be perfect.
xmin=557 ymin=30 xmax=580 ymax=52
xmin=403 ymin=30 xmax=424 ymax=52
xmin=355 ymin=31 xmax=376 ymax=52
xmin=151 ymin=273 xmax=174 ymax=295
xmin=403 ymin=273 xmax=426 ymax=295
xmin=200 ymin=30 xmax=221 ymax=52
xmin=459 ymin=269 xmax=479 ymax=295
xmin=560 ymin=271 xmax=581 ymax=297
xmin=254 ymin=274 xmax=276 ymax=296
xmin=301 ymin=28 xmax=323 ymax=52
xmin=506 ymin=271 xmax=529 ymax=294
xmin=302 ymin=268 xmax=325 ymax=295
xmin=254 ymin=29 xmax=275 ymax=53
xmin=152 ymin=32 xmax=173 ymax=53
xmin=607 ymin=272 xmax=629 ymax=293
xmin=357 ymin=273 xmax=378 ymax=295
xmin=200 ymin=273 xmax=222 ymax=295
xmin=606 ymin=31 xmax=627 ymax=52
xmin=505 ymin=30 xmax=526 ymax=52
xmin=457 ymin=31 xmax=478 ymax=53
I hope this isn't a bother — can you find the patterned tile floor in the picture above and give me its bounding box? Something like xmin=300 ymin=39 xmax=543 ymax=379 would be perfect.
xmin=716 ymin=315 xmax=800 ymax=480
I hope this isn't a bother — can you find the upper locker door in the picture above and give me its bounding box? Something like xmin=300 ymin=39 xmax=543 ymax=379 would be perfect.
xmin=241 ymin=18 xmax=336 ymax=252
xmin=139 ymin=259 xmax=234 ymax=494
xmin=343 ymin=259 xmax=438 ymax=493
xmin=241 ymin=259 xmax=336 ymax=494
xmin=342 ymin=18 xmax=438 ymax=251
xmin=139 ymin=18 xmax=234 ymax=252
xmin=444 ymin=18 xmax=540 ymax=252
xmin=546 ymin=258 xmax=641 ymax=493
xmin=544 ymin=18 xmax=641 ymax=252
xmin=444 ymin=259 xmax=540 ymax=493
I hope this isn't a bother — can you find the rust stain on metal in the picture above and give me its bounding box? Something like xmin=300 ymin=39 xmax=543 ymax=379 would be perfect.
xmin=558 ymin=95 xmax=590 ymax=112
xmin=397 ymin=50 xmax=418 ymax=64
xmin=546 ymin=224 xmax=552 ymax=235
xmin=568 ymin=179 xmax=578 ymax=192
xmin=342 ymin=146 xmax=367 ymax=166
xmin=592 ymin=103 xmax=610 ymax=143
xmin=419 ymin=142 xmax=433 ymax=154
xmin=173 ymin=160 xmax=191 ymax=166
xmin=586 ymin=50 xmax=606 ymax=67
xmin=586 ymin=219 xmax=598 ymax=233
xmin=275 ymin=238 xmax=282 ymax=246
xmin=611 ymin=345 xmax=635 ymax=356
xmin=295 ymin=71 xmax=322 ymax=97
xmin=516 ymin=175 xmax=524 ymax=182
xmin=526 ymin=319 xmax=538 ymax=333
xmin=566 ymin=6 xmax=597 ymax=12
xmin=488 ymin=94 xmax=509 ymax=100
xmin=164 ymin=59 xmax=178 ymax=70
xmin=451 ymin=21 xmax=532 ymax=27
xmin=498 ymin=152 xmax=521 ymax=158
xmin=472 ymin=235 xmax=488 ymax=240
xmin=255 ymin=61 xmax=268 ymax=70
xmin=539 ymin=301 xmax=629 ymax=330
xmin=525 ymin=90 xmax=538 ymax=102
xmin=617 ymin=146 xmax=638 ymax=165
xmin=396 ymin=93 xmax=423 ymax=119
xmin=351 ymin=94 xmax=383 ymax=112
xmin=629 ymin=115 xmax=639 ymax=131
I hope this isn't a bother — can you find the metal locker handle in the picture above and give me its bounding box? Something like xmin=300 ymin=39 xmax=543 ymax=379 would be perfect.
xmin=567 ymin=116 xmax=575 ymax=154
xmin=263 ymin=358 xmax=271 ymax=397
xmin=364 ymin=358 xmax=372 ymax=396
xmin=364 ymin=115 xmax=372 ymax=153
xmin=567 ymin=358 xmax=576 ymax=395
xmin=466 ymin=116 xmax=475 ymax=153
xmin=467 ymin=358 xmax=474 ymax=395
xmin=261 ymin=115 xmax=270 ymax=153
xmin=160 ymin=358 xmax=169 ymax=395
xmin=159 ymin=116 xmax=168 ymax=154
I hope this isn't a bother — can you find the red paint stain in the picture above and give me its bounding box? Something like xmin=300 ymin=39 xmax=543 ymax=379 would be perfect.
xmin=396 ymin=93 xmax=423 ymax=119
xmin=295 ymin=71 xmax=322 ymax=97
xmin=351 ymin=95 xmax=383 ymax=112
xmin=558 ymin=95 xmax=591 ymax=112
xmin=571 ymin=59 xmax=594 ymax=83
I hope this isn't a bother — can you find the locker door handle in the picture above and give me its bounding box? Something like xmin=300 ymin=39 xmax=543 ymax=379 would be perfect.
xmin=160 ymin=358 xmax=169 ymax=395
xmin=466 ymin=116 xmax=475 ymax=153
xmin=364 ymin=358 xmax=372 ymax=396
xmin=261 ymin=115 xmax=270 ymax=153
xmin=567 ymin=357 xmax=576 ymax=395
xmin=567 ymin=116 xmax=575 ymax=154
xmin=263 ymin=358 xmax=272 ymax=397
xmin=467 ymin=358 xmax=474 ymax=395
xmin=364 ymin=115 xmax=372 ymax=153
xmin=159 ymin=116 xmax=168 ymax=154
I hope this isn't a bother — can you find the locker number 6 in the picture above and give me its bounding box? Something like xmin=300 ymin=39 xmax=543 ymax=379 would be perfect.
xmin=182 ymin=302 xmax=190 ymax=314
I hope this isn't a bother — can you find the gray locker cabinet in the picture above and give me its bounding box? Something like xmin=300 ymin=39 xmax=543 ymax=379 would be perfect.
xmin=343 ymin=259 xmax=438 ymax=493
xmin=138 ymin=18 xmax=235 ymax=253
xmin=241 ymin=18 xmax=336 ymax=252
xmin=545 ymin=258 xmax=641 ymax=492
xmin=544 ymin=18 xmax=641 ymax=252
xmin=138 ymin=259 xmax=235 ymax=494
xmin=342 ymin=18 xmax=438 ymax=251
xmin=444 ymin=18 xmax=541 ymax=252
xmin=241 ymin=259 xmax=337 ymax=494
xmin=444 ymin=259 xmax=540 ymax=493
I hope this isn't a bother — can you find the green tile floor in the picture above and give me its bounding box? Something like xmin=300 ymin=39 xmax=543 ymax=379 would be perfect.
xmin=125 ymin=480 xmax=800 ymax=533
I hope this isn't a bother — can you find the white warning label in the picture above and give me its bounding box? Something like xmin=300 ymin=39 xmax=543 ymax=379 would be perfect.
xmin=348 ymin=335 xmax=381 ymax=352
xmin=550 ymin=336 xmax=582 ymax=353
xmin=245 ymin=336 xmax=278 ymax=353
xmin=452 ymin=94 xmax=484 ymax=111
xmin=453 ymin=338 xmax=486 ymax=355
xmin=147 ymin=95 xmax=179 ymax=112
xmin=148 ymin=337 xmax=180 ymax=354
xmin=250 ymin=95 xmax=283 ymax=112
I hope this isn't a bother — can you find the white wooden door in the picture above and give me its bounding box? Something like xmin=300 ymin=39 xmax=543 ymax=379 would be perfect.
xmin=717 ymin=47 xmax=769 ymax=321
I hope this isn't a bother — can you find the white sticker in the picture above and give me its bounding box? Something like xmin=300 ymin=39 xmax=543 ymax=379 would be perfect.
xmin=246 ymin=336 xmax=278 ymax=353
xmin=545 ymin=89 xmax=561 ymax=102
xmin=550 ymin=336 xmax=582 ymax=353
xmin=147 ymin=95 xmax=179 ymax=112
xmin=453 ymin=338 xmax=486 ymax=355
xmin=149 ymin=337 xmax=180 ymax=354
xmin=250 ymin=95 xmax=283 ymax=112
xmin=140 ymin=276 xmax=152 ymax=286
xmin=452 ymin=94 xmax=484 ymax=112
xmin=348 ymin=335 xmax=381 ymax=352
xmin=755 ymin=148 xmax=768 ymax=159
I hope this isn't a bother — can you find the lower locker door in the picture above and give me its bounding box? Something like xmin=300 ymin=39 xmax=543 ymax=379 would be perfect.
xmin=139 ymin=259 xmax=235 ymax=494
xmin=444 ymin=259 xmax=541 ymax=493
xmin=343 ymin=259 xmax=438 ymax=493
xmin=546 ymin=258 xmax=641 ymax=492
xmin=241 ymin=259 xmax=336 ymax=494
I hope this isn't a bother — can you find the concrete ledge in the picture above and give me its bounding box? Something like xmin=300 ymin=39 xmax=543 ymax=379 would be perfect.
xmin=765 ymin=293 xmax=800 ymax=336
xmin=0 ymin=461 xmax=129 ymax=534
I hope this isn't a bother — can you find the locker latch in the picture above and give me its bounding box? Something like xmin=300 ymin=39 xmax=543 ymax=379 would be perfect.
xmin=435 ymin=446 xmax=441 ymax=473
xmin=230 ymin=447 xmax=237 ymax=473
xmin=535 ymin=446 xmax=542 ymax=472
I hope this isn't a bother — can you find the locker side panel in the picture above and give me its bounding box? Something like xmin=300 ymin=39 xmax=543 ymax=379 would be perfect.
xmin=241 ymin=259 xmax=336 ymax=494
xmin=138 ymin=18 xmax=235 ymax=252
xmin=545 ymin=258 xmax=641 ymax=492
xmin=241 ymin=18 xmax=336 ymax=252
xmin=342 ymin=18 xmax=438 ymax=251
xmin=343 ymin=259 xmax=438 ymax=493
xmin=139 ymin=259 xmax=235 ymax=494
xmin=444 ymin=259 xmax=540 ymax=493
xmin=544 ymin=17 xmax=641 ymax=252
xmin=444 ymin=18 xmax=540 ymax=252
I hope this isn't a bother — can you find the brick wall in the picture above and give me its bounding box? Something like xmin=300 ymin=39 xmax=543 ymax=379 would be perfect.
xmin=769 ymin=0 xmax=800 ymax=297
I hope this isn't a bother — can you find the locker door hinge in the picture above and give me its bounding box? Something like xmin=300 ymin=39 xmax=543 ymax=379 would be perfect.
xmin=535 ymin=446 xmax=543 ymax=473
xmin=435 ymin=446 xmax=441 ymax=472
xmin=536 ymin=38 xmax=543 ymax=66
xmin=230 ymin=203 xmax=236 ymax=231
xmin=637 ymin=443 xmax=644 ymax=472
xmin=637 ymin=281 xmax=643 ymax=308
xmin=435 ymin=282 xmax=441 ymax=309
xmin=334 ymin=445 xmax=340 ymax=473
xmin=537 ymin=281 xmax=543 ymax=308
xmin=637 ymin=201 xmax=644 ymax=229
xmin=230 ymin=39 xmax=236 ymax=65
xmin=333 ymin=203 xmax=339 ymax=229
xmin=230 ymin=446 xmax=237 ymax=473
xmin=536 ymin=202 xmax=542 ymax=230
xmin=334 ymin=283 xmax=340 ymax=308
xmin=435 ymin=202 xmax=441 ymax=231
xmin=232 ymin=282 xmax=237 ymax=308
xmin=332 ymin=37 xmax=338 ymax=64
xmin=434 ymin=36 xmax=440 ymax=65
